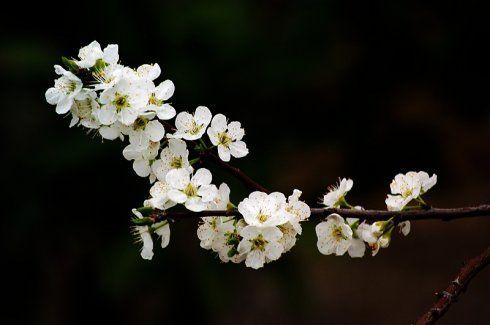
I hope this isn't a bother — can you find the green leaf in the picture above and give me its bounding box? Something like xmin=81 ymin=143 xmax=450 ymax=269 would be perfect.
xmin=61 ymin=56 xmax=79 ymax=73
xmin=136 ymin=206 xmax=154 ymax=217
xmin=130 ymin=217 xmax=154 ymax=226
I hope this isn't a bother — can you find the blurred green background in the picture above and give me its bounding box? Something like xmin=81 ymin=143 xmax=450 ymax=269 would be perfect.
xmin=1 ymin=1 xmax=489 ymax=324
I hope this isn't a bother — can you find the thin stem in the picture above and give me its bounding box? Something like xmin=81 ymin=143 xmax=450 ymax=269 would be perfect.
xmin=198 ymin=150 xmax=270 ymax=193
xmin=414 ymin=247 xmax=490 ymax=324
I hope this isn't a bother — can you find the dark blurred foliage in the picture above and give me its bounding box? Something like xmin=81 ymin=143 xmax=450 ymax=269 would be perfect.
xmin=1 ymin=1 xmax=489 ymax=324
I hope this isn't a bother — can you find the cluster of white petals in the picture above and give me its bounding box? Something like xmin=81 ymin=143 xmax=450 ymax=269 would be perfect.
xmin=47 ymin=42 xmax=440 ymax=269
xmin=385 ymin=171 xmax=437 ymax=211
xmin=317 ymin=171 xmax=436 ymax=258
xmin=323 ymin=178 xmax=353 ymax=208
xmin=46 ymin=41 xmax=252 ymax=262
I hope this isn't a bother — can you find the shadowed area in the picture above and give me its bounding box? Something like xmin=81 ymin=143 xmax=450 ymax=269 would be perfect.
xmin=1 ymin=1 xmax=489 ymax=324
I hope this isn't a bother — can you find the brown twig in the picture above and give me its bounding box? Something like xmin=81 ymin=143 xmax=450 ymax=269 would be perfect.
xmin=198 ymin=150 xmax=270 ymax=193
xmin=414 ymin=247 xmax=490 ymax=324
xmin=152 ymin=205 xmax=490 ymax=223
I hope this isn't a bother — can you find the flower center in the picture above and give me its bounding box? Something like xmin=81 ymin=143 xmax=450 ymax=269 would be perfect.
xmin=258 ymin=213 xmax=269 ymax=223
xmin=331 ymin=226 xmax=347 ymax=241
xmin=73 ymin=98 xmax=93 ymax=118
xmin=218 ymin=132 xmax=232 ymax=147
xmin=170 ymin=157 xmax=183 ymax=169
xmin=113 ymin=93 xmax=129 ymax=111
xmin=57 ymin=78 xmax=78 ymax=94
xmin=189 ymin=121 xmax=203 ymax=135
xmin=184 ymin=183 xmax=198 ymax=197
xmin=148 ymin=94 xmax=163 ymax=106
xmin=133 ymin=117 xmax=148 ymax=131
xmin=250 ymin=235 xmax=268 ymax=251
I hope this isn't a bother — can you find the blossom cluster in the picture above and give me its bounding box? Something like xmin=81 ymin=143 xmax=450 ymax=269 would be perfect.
xmin=46 ymin=41 xmax=438 ymax=269
xmin=317 ymin=172 xmax=436 ymax=258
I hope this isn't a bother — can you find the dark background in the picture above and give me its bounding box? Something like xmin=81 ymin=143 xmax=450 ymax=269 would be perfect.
xmin=1 ymin=1 xmax=489 ymax=324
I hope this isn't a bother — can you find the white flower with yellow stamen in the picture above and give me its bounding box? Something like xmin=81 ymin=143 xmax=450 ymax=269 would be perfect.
xmin=131 ymin=209 xmax=154 ymax=260
xmin=238 ymin=191 xmax=291 ymax=228
xmin=98 ymin=78 xmax=150 ymax=126
xmin=125 ymin=112 xmax=166 ymax=146
xmin=166 ymin=168 xmax=218 ymax=212
xmin=386 ymin=171 xmax=437 ymax=211
xmin=238 ymin=225 xmax=284 ymax=269
xmin=170 ymin=106 xmax=212 ymax=140
xmin=74 ymin=41 xmax=119 ymax=69
xmin=207 ymin=114 xmax=248 ymax=162
xmin=285 ymin=189 xmax=311 ymax=234
xmin=323 ymin=178 xmax=353 ymax=208
xmin=68 ymin=90 xmax=100 ymax=129
xmin=45 ymin=65 xmax=83 ymax=115
xmin=316 ymin=213 xmax=353 ymax=256
xmin=213 ymin=219 xmax=247 ymax=263
xmin=198 ymin=183 xmax=233 ymax=249
xmin=146 ymin=80 xmax=176 ymax=120
xmin=136 ymin=63 xmax=161 ymax=81
xmin=152 ymin=138 xmax=192 ymax=182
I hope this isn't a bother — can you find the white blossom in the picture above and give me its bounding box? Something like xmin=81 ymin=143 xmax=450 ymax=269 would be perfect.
xmin=45 ymin=65 xmax=83 ymax=114
xmin=146 ymin=80 xmax=176 ymax=120
xmin=122 ymin=141 xmax=160 ymax=177
xmin=316 ymin=214 xmax=353 ymax=256
xmin=323 ymin=178 xmax=353 ymax=208
xmin=98 ymin=78 xmax=150 ymax=126
xmin=385 ymin=194 xmax=412 ymax=211
xmin=170 ymin=106 xmax=212 ymax=140
xmin=74 ymin=41 xmax=119 ymax=69
xmin=125 ymin=113 xmax=166 ymax=146
xmin=131 ymin=209 xmax=154 ymax=260
xmin=238 ymin=225 xmax=284 ymax=269
xmin=213 ymin=219 xmax=247 ymax=263
xmin=152 ymin=139 xmax=192 ymax=182
xmin=69 ymin=90 xmax=100 ymax=129
xmin=277 ymin=223 xmax=298 ymax=253
xmin=92 ymin=63 xmax=126 ymax=91
xmin=166 ymin=168 xmax=218 ymax=212
xmin=207 ymin=114 xmax=248 ymax=162
xmin=386 ymin=171 xmax=437 ymax=211
xmin=238 ymin=191 xmax=291 ymax=228
xmin=144 ymin=181 xmax=176 ymax=211
xmin=285 ymin=189 xmax=311 ymax=234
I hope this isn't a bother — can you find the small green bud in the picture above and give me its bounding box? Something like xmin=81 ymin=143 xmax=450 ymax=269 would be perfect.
xmin=136 ymin=206 xmax=155 ymax=217
xmin=61 ymin=56 xmax=79 ymax=73
xmin=227 ymin=247 xmax=238 ymax=258
xmin=131 ymin=216 xmax=154 ymax=226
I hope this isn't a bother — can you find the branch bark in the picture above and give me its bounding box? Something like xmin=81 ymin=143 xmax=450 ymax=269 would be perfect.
xmin=198 ymin=150 xmax=270 ymax=193
xmin=414 ymin=247 xmax=490 ymax=324
xmin=152 ymin=205 xmax=490 ymax=223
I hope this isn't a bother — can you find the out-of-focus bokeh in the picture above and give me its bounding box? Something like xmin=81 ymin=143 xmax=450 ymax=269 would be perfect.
xmin=1 ymin=1 xmax=489 ymax=324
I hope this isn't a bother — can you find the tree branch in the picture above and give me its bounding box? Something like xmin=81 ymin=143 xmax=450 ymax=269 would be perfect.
xmin=151 ymin=205 xmax=490 ymax=223
xmin=198 ymin=150 xmax=270 ymax=193
xmin=414 ymin=247 xmax=490 ymax=325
